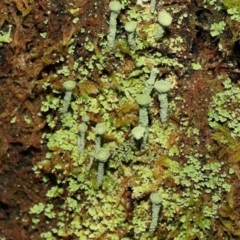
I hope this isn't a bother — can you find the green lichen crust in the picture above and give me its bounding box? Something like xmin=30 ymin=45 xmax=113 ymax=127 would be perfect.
xmin=154 ymin=80 xmax=171 ymax=123
xmin=208 ymin=78 xmax=240 ymax=137
xmin=135 ymin=94 xmax=152 ymax=128
xmin=61 ymin=80 xmax=76 ymax=117
xmin=149 ymin=192 xmax=162 ymax=234
xmin=78 ymin=123 xmax=88 ymax=154
xmin=29 ymin=0 xmax=234 ymax=238
xmin=107 ymin=1 xmax=122 ymax=48
xmin=158 ymin=10 xmax=173 ymax=27
xmin=125 ymin=21 xmax=137 ymax=49
xmin=94 ymin=147 xmax=110 ymax=186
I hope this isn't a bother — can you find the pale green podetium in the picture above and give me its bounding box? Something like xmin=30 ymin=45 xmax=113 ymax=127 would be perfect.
xmin=78 ymin=123 xmax=88 ymax=154
xmin=61 ymin=80 xmax=76 ymax=118
xmin=155 ymin=9 xmax=172 ymax=41
xmin=82 ymin=114 xmax=90 ymax=123
xmin=150 ymin=0 xmax=157 ymax=13
xmin=135 ymin=94 xmax=152 ymax=128
xmin=107 ymin=1 xmax=122 ymax=48
xmin=154 ymin=24 xmax=165 ymax=41
xmin=144 ymin=67 xmax=159 ymax=95
xmin=94 ymin=147 xmax=110 ymax=186
xmin=154 ymin=80 xmax=171 ymax=123
xmin=125 ymin=21 xmax=137 ymax=49
xmin=131 ymin=125 xmax=145 ymax=150
xmin=94 ymin=123 xmax=106 ymax=150
xmin=158 ymin=9 xmax=172 ymax=27
xmin=149 ymin=192 xmax=162 ymax=234
xmin=88 ymin=123 xmax=106 ymax=171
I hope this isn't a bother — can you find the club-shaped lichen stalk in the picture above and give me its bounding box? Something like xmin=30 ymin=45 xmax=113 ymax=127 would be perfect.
xmin=131 ymin=125 xmax=145 ymax=149
xmin=125 ymin=21 xmax=137 ymax=49
xmin=150 ymin=0 xmax=157 ymax=13
xmin=158 ymin=10 xmax=172 ymax=27
xmin=155 ymin=10 xmax=172 ymax=41
xmin=82 ymin=114 xmax=90 ymax=123
xmin=149 ymin=192 xmax=162 ymax=234
xmin=62 ymin=80 xmax=76 ymax=117
xmin=78 ymin=123 xmax=88 ymax=154
xmin=154 ymin=24 xmax=165 ymax=41
xmin=107 ymin=1 xmax=122 ymax=48
xmin=94 ymin=147 xmax=110 ymax=186
xmin=145 ymin=67 xmax=159 ymax=95
xmin=94 ymin=123 xmax=106 ymax=150
xmin=154 ymin=80 xmax=171 ymax=123
xmin=135 ymin=94 xmax=152 ymax=128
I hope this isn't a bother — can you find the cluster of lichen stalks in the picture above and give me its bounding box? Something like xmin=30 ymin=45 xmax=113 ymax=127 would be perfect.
xmin=56 ymin=1 xmax=175 ymax=235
